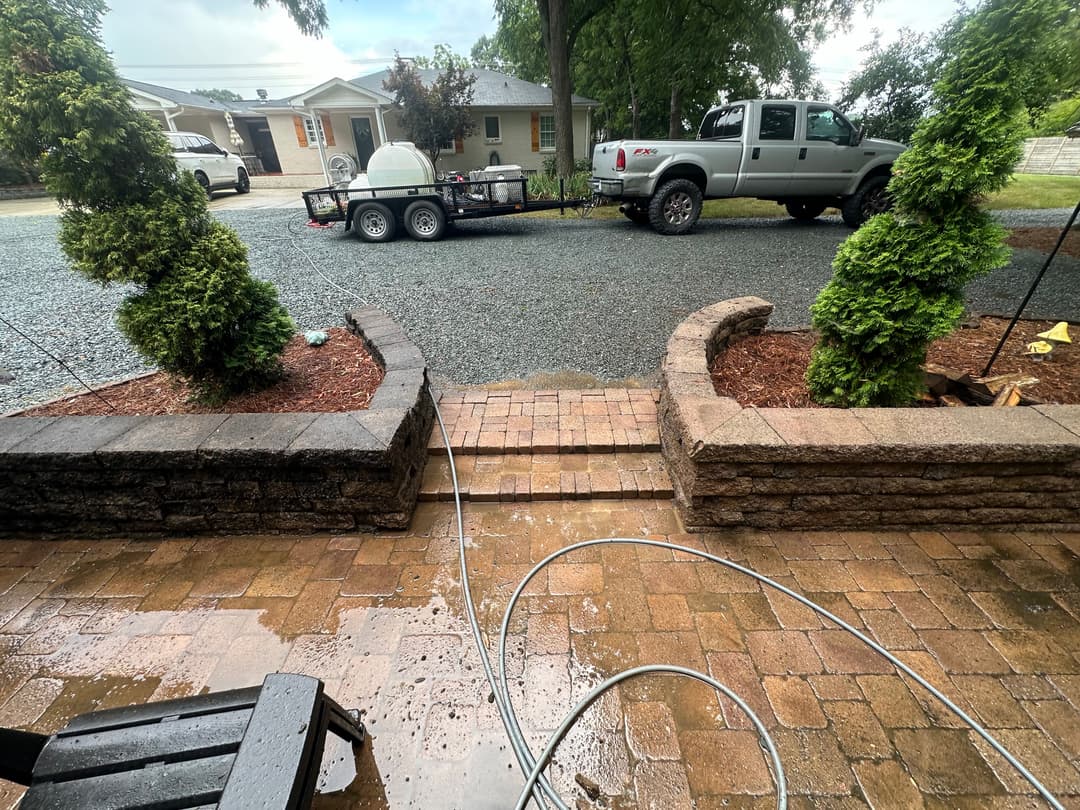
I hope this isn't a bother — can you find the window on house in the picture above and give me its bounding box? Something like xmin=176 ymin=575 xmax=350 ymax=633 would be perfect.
xmin=303 ymin=116 xmax=326 ymax=147
xmin=484 ymin=115 xmax=501 ymax=142
xmin=539 ymin=114 xmax=555 ymax=150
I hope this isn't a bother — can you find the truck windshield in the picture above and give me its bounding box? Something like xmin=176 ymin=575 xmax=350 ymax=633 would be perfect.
xmin=698 ymin=106 xmax=744 ymax=140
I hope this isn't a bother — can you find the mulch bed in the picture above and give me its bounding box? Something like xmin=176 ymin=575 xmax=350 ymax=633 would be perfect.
xmin=711 ymin=317 xmax=1079 ymax=408
xmin=19 ymin=327 xmax=384 ymax=416
xmin=1006 ymin=226 xmax=1080 ymax=259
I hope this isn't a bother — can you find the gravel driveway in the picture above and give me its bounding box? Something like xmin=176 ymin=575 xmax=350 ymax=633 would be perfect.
xmin=1 ymin=207 xmax=1076 ymax=412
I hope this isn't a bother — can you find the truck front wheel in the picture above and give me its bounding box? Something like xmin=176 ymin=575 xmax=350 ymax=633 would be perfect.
xmin=841 ymin=176 xmax=891 ymax=228
xmin=648 ymin=179 xmax=702 ymax=235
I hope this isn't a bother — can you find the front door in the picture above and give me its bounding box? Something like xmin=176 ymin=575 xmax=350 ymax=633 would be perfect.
xmin=247 ymin=117 xmax=281 ymax=174
xmin=351 ymin=117 xmax=375 ymax=171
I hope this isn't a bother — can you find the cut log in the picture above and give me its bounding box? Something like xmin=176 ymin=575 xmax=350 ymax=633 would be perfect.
xmin=992 ymin=384 xmax=1022 ymax=407
xmin=940 ymin=395 xmax=967 ymax=407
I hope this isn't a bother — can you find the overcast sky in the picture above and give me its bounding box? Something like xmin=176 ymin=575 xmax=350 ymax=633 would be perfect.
xmin=102 ymin=0 xmax=962 ymax=102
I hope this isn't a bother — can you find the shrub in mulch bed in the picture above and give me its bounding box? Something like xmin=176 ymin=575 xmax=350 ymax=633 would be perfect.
xmin=711 ymin=317 xmax=1079 ymax=408
xmin=17 ymin=327 xmax=383 ymax=416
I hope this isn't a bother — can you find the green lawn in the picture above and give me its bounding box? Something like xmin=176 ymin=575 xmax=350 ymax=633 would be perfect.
xmin=525 ymin=172 xmax=1080 ymax=220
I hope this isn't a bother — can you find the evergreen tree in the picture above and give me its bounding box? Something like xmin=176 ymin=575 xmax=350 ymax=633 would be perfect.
xmin=806 ymin=0 xmax=1068 ymax=408
xmin=0 ymin=0 xmax=294 ymax=401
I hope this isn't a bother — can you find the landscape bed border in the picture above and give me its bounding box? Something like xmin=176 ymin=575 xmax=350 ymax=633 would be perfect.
xmin=660 ymin=296 xmax=1080 ymax=531
xmin=0 ymin=308 xmax=433 ymax=537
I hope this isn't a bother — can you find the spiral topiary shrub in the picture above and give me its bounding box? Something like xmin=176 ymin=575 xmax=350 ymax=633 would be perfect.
xmin=0 ymin=0 xmax=293 ymax=401
xmin=807 ymin=0 xmax=1068 ymax=408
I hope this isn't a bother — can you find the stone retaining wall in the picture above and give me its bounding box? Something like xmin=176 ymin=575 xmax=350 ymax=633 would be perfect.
xmin=661 ymin=297 xmax=1080 ymax=531
xmin=0 ymin=308 xmax=433 ymax=536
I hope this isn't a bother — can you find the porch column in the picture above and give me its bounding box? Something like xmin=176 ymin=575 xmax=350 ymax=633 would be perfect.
xmin=374 ymin=106 xmax=388 ymax=145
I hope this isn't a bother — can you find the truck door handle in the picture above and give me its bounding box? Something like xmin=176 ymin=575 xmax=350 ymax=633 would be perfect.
xmin=798 ymin=147 xmax=807 ymax=160
xmin=751 ymin=147 xmax=760 ymax=160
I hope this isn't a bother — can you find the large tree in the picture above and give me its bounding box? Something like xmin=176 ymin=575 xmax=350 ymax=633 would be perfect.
xmin=383 ymin=54 xmax=477 ymax=165
xmin=494 ymin=0 xmax=868 ymax=170
xmin=192 ymin=87 xmax=244 ymax=102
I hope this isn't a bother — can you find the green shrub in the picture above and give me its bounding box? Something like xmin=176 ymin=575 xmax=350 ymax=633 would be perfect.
xmin=807 ymin=0 xmax=1067 ymax=408
xmin=527 ymin=170 xmax=590 ymax=200
xmin=0 ymin=0 xmax=293 ymax=400
xmin=541 ymin=155 xmax=591 ymax=177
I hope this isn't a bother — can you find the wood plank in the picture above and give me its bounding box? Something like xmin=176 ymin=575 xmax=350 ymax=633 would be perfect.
xmin=35 ymin=708 xmax=251 ymax=780
xmin=217 ymin=674 xmax=322 ymax=809
xmin=20 ymin=753 xmax=234 ymax=810
xmin=61 ymin=686 xmax=260 ymax=736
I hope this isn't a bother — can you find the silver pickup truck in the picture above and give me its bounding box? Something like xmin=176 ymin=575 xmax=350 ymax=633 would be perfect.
xmin=590 ymin=99 xmax=907 ymax=234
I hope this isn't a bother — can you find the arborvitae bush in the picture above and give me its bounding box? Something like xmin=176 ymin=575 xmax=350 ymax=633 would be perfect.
xmin=807 ymin=0 xmax=1067 ymax=407
xmin=0 ymin=0 xmax=293 ymax=400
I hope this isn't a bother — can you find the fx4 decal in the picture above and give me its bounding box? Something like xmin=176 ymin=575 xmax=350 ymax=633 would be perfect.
xmin=632 ymin=148 xmax=659 ymax=156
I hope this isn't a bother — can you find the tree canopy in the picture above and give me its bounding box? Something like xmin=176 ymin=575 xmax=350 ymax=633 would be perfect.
xmin=383 ymin=54 xmax=476 ymax=164
xmin=192 ymin=87 xmax=244 ymax=102
xmin=491 ymin=0 xmax=869 ymax=173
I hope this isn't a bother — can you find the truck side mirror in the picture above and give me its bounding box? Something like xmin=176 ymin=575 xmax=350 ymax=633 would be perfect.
xmin=852 ymin=126 xmax=865 ymax=147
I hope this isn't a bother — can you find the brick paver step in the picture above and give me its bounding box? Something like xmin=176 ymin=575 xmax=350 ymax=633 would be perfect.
xmin=419 ymin=452 xmax=674 ymax=502
xmin=429 ymin=388 xmax=661 ymax=455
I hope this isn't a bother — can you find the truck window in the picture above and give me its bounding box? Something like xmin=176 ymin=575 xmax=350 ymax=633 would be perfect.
xmin=758 ymin=105 xmax=796 ymax=141
xmin=806 ymin=106 xmax=854 ymax=145
xmin=698 ymin=105 xmax=743 ymax=140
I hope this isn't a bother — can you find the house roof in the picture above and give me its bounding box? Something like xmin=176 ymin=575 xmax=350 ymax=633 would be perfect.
xmin=352 ymin=68 xmax=597 ymax=108
xmin=123 ymin=79 xmax=241 ymax=112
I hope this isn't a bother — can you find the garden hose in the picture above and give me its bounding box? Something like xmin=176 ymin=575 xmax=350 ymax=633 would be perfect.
xmin=428 ymin=389 xmax=1066 ymax=809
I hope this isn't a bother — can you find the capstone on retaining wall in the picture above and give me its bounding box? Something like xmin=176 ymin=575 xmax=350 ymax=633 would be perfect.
xmin=0 ymin=307 xmax=433 ymax=536
xmin=660 ymin=296 xmax=1080 ymax=531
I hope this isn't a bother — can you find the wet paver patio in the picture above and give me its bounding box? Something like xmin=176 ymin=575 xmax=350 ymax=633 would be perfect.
xmin=1 ymin=500 xmax=1079 ymax=808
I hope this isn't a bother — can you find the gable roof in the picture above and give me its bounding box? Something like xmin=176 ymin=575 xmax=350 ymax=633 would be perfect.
xmin=352 ymin=68 xmax=596 ymax=108
xmin=123 ymin=79 xmax=241 ymax=112
xmin=289 ymin=77 xmax=393 ymax=106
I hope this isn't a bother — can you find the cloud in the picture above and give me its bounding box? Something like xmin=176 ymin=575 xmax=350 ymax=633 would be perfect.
xmin=101 ymin=0 xmax=498 ymax=98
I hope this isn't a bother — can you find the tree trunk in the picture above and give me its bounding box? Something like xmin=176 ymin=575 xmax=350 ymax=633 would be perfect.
xmin=668 ymin=84 xmax=683 ymax=140
xmin=538 ymin=0 xmax=575 ymax=177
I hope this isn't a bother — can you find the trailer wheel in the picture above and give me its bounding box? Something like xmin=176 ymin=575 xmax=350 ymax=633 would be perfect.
xmin=403 ymin=200 xmax=447 ymax=241
xmin=841 ymin=175 xmax=891 ymax=228
xmin=648 ymin=178 xmax=702 ymax=235
xmin=353 ymin=202 xmax=396 ymax=242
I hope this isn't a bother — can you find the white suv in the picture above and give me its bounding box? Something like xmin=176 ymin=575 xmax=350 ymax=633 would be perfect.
xmin=165 ymin=131 xmax=249 ymax=197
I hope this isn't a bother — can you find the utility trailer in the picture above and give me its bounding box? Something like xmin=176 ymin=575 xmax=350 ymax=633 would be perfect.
xmin=302 ymin=175 xmax=586 ymax=243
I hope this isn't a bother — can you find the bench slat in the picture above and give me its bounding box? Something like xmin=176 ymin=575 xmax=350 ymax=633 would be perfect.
xmin=35 ymin=708 xmax=251 ymax=780
xmin=19 ymin=753 xmax=234 ymax=810
xmin=60 ymin=686 xmax=261 ymax=736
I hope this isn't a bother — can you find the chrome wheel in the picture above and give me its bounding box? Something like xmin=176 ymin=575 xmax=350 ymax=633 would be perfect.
xmin=410 ymin=207 xmax=438 ymax=237
xmin=663 ymin=191 xmax=694 ymax=226
xmin=360 ymin=210 xmax=389 ymax=239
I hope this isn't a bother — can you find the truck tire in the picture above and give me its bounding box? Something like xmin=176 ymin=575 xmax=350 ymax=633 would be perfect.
xmin=621 ymin=203 xmax=650 ymax=226
xmin=648 ymin=179 xmax=702 ymax=235
xmin=353 ymin=202 xmax=397 ymax=242
xmin=841 ymin=176 xmax=891 ymax=228
xmin=403 ymin=200 xmax=447 ymax=241
xmin=785 ymin=201 xmax=826 ymax=221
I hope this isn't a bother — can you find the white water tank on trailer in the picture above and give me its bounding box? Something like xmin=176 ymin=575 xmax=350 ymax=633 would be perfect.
xmin=366 ymin=142 xmax=436 ymax=192
xmin=347 ymin=173 xmax=373 ymax=199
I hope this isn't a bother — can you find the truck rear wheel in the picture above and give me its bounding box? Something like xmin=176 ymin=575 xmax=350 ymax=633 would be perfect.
xmin=648 ymin=179 xmax=702 ymax=235
xmin=353 ymin=202 xmax=396 ymax=242
xmin=785 ymin=201 xmax=826 ymax=221
xmin=403 ymin=200 xmax=447 ymax=241
xmin=841 ymin=176 xmax=891 ymax=228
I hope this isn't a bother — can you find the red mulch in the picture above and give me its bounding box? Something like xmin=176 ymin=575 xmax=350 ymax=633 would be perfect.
xmin=711 ymin=317 xmax=1079 ymax=407
xmin=20 ymin=327 xmax=384 ymax=416
xmin=1006 ymin=226 xmax=1080 ymax=259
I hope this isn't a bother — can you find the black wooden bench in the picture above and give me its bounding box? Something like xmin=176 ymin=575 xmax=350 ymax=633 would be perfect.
xmin=0 ymin=673 xmax=365 ymax=809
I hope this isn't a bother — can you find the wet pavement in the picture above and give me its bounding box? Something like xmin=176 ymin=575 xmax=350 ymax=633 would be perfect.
xmin=1 ymin=501 xmax=1080 ymax=808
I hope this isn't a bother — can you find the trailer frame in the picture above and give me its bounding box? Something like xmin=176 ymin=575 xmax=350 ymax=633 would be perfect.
xmin=302 ymin=177 xmax=587 ymax=242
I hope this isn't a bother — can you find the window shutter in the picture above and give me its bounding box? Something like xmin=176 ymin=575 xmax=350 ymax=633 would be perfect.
xmin=293 ymin=116 xmax=308 ymax=147
xmin=531 ymin=112 xmax=540 ymax=152
xmin=321 ymin=115 xmax=335 ymax=147
xmin=454 ymin=136 xmax=464 ymax=154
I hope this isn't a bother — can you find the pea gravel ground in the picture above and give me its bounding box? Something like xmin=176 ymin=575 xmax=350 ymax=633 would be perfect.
xmin=1 ymin=206 xmax=1077 ymax=412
